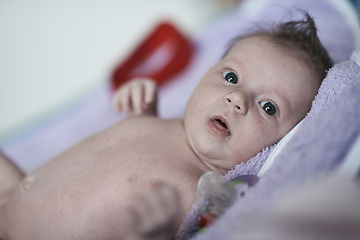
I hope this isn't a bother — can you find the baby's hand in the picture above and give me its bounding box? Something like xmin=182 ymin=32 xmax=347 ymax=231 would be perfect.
xmin=112 ymin=78 xmax=157 ymax=116
xmin=126 ymin=182 xmax=181 ymax=240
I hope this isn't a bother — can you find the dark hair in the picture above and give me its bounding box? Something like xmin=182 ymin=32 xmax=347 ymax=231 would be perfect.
xmin=226 ymin=12 xmax=333 ymax=83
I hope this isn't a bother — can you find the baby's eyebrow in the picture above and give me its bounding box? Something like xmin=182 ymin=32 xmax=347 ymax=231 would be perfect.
xmin=221 ymin=58 xmax=245 ymax=75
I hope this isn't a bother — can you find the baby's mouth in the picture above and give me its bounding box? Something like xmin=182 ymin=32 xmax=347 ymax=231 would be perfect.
xmin=210 ymin=117 xmax=231 ymax=136
xmin=216 ymin=119 xmax=228 ymax=129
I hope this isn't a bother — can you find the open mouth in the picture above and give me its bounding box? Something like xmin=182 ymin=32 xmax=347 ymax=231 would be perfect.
xmin=215 ymin=119 xmax=228 ymax=129
xmin=208 ymin=117 xmax=231 ymax=137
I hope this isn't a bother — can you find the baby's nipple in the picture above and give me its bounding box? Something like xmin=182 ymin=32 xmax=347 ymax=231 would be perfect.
xmin=21 ymin=176 xmax=35 ymax=192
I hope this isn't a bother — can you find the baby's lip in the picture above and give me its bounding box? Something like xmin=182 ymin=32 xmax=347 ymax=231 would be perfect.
xmin=208 ymin=116 xmax=231 ymax=138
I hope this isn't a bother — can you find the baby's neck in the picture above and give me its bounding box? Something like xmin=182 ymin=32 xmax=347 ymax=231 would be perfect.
xmin=172 ymin=119 xmax=213 ymax=173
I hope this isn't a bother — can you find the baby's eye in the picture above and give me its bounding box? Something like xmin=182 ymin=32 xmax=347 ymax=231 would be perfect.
xmin=222 ymin=71 xmax=238 ymax=84
xmin=260 ymin=101 xmax=277 ymax=116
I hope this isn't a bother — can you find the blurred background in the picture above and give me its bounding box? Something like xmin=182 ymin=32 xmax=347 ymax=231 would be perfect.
xmin=0 ymin=0 xmax=235 ymax=142
xmin=1 ymin=0 xmax=359 ymax=145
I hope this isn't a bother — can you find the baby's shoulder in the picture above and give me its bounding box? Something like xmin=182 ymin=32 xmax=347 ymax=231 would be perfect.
xmin=123 ymin=116 xmax=181 ymax=127
xmin=117 ymin=116 xmax=184 ymax=135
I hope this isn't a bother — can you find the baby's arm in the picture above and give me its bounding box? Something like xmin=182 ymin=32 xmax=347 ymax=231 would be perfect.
xmin=125 ymin=182 xmax=181 ymax=240
xmin=0 ymin=152 xmax=24 ymax=206
xmin=112 ymin=78 xmax=158 ymax=116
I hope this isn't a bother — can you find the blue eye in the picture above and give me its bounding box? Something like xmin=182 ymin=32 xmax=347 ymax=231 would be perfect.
xmin=223 ymin=71 xmax=238 ymax=84
xmin=260 ymin=101 xmax=276 ymax=116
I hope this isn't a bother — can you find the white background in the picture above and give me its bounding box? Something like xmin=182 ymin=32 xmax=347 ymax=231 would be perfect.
xmin=0 ymin=0 xmax=225 ymax=140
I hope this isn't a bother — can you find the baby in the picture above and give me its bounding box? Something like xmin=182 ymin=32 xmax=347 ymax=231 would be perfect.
xmin=0 ymin=13 xmax=332 ymax=240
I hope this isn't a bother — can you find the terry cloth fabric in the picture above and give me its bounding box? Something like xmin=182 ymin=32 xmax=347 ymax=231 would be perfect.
xmin=175 ymin=58 xmax=360 ymax=239
xmin=211 ymin=174 xmax=360 ymax=240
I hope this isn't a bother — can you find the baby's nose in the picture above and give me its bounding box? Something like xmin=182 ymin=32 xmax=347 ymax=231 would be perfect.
xmin=224 ymin=92 xmax=248 ymax=114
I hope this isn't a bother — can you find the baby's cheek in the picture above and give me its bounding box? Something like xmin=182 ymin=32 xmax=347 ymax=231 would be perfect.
xmin=187 ymin=97 xmax=204 ymax=113
xmin=230 ymin=133 xmax=265 ymax=165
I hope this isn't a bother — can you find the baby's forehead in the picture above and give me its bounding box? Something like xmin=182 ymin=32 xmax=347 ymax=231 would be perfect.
xmin=225 ymin=35 xmax=314 ymax=77
xmin=225 ymin=35 xmax=267 ymax=54
xmin=227 ymin=34 xmax=319 ymax=80
xmin=224 ymin=35 xmax=294 ymax=69
xmin=226 ymin=35 xmax=283 ymax=57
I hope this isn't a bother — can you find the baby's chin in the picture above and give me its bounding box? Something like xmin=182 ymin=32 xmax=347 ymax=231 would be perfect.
xmin=199 ymin=158 xmax=232 ymax=175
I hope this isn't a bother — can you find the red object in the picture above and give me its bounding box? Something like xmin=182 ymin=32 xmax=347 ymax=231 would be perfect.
xmin=111 ymin=22 xmax=193 ymax=91
xmin=199 ymin=213 xmax=217 ymax=228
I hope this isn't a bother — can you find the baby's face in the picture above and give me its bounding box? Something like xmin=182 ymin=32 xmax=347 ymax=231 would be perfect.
xmin=184 ymin=36 xmax=320 ymax=174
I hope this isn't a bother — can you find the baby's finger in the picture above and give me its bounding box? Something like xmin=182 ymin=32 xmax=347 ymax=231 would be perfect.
xmin=130 ymin=82 xmax=144 ymax=115
xmin=144 ymin=80 xmax=157 ymax=104
xmin=120 ymin=87 xmax=131 ymax=113
xmin=112 ymin=88 xmax=127 ymax=113
xmin=112 ymin=92 xmax=121 ymax=112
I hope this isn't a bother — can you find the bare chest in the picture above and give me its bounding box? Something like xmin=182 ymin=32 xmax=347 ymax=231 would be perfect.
xmin=11 ymin=118 xmax=205 ymax=239
xmin=34 ymin=118 xmax=201 ymax=200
